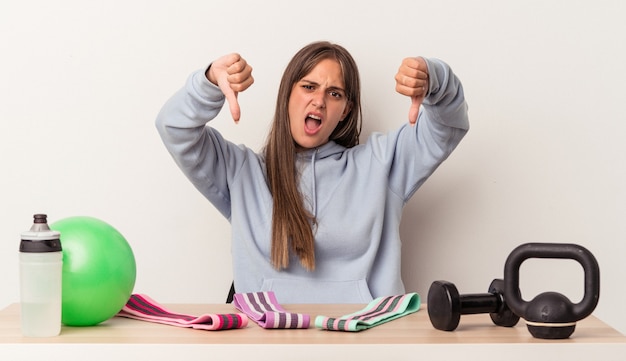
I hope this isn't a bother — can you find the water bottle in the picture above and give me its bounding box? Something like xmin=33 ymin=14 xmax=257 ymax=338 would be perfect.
xmin=19 ymin=214 xmax=63 ymax=337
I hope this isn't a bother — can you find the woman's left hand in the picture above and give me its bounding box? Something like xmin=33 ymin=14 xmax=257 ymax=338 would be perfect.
xmin=395 ymin=57 xmax=429 ymax=125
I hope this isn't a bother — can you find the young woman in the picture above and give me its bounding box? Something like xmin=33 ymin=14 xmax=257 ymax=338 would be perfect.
xmin=156 ymin=41 xmax=469 ymax=303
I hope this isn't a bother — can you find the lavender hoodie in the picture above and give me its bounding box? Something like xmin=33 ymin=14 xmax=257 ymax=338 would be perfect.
xmin=156 ymin=57 xmax=469 ymax=303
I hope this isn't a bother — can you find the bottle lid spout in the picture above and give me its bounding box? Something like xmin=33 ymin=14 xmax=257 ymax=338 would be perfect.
xmin=20 ymin=214 xmax=62 ymax=252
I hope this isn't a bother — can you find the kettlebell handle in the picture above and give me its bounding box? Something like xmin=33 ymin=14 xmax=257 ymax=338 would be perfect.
xmin=503 ymin=243 xmax=600 ymax=322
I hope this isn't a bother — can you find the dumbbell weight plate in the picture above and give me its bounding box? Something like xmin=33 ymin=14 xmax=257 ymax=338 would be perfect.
xmin=488 ymin=279 xmax=520 ymax=327
xmin=427 ymin=280 xmax=461 ymax=331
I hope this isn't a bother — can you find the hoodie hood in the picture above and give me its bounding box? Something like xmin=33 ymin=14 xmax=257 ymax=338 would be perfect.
xmin=296 ymin=140 xmax=347 ymax=161
xmin=295 ymin=141 xmax=348 ymax=219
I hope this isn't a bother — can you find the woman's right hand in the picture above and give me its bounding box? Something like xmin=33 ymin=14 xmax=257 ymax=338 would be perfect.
xmin=206 ymin=53 xmax=254 ymax=123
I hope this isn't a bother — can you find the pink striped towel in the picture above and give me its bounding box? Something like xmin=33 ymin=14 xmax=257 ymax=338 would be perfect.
xmin=116 ymin=294 xmax=248 ymax=330
xmin=233 ymin=291 xmax=310 ymax=329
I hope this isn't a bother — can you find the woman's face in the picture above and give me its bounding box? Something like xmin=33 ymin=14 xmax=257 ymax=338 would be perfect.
xmin=288 ymin=58 xmax=351 ymax=150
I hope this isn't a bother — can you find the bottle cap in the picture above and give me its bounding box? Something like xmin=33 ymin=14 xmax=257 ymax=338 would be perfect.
xmin=20 ymin=214 xmax=62 ymax=253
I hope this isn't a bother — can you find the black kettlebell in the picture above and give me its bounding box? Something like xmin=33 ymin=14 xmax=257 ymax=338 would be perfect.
xmin=503 ymin=243 xmax=600 ymax=339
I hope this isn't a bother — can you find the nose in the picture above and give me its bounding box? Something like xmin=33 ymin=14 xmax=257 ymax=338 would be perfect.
xmin=311 ymin=89 xmax=326 ymax=108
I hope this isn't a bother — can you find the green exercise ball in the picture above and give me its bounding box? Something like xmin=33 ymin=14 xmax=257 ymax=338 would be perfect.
xmin=50 ymin=216 xmax=136 ymax=326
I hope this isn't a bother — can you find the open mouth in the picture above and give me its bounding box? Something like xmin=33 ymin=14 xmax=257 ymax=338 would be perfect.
xmin=305 ymin=114 xmax=322 ymax=134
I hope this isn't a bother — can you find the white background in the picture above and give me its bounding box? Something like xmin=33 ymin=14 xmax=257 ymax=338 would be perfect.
xmin=1 ymin=0 xmax=625 ymax=335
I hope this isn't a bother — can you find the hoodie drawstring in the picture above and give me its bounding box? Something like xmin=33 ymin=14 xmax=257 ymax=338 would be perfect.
xmin=310 ymin=148 xmax=318 ymax=219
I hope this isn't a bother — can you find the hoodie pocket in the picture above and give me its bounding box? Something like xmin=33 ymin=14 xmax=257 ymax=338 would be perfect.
xmin=261 ymin=278 xmax=373 ymax=304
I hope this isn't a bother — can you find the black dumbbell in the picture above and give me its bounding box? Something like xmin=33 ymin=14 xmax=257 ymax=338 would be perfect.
xmin=427 ymin=279 xmax=520 ymax=331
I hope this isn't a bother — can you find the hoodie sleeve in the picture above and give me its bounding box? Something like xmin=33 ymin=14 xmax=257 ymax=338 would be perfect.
xmin=155 ymin=68 xmax=245 ymax=219
xmin=379 ymin=57 xmax=469 ymax=201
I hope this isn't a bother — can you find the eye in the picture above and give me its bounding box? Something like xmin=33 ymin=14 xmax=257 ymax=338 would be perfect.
xmin=329 ymin=90 xmax=344 ymax=99
xmin=302 ymin=84 xmax=315 ymax=91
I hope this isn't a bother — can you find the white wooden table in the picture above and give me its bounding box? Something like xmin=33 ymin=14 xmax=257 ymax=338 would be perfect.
xmin=1 ymin=303 xmax=624 ymax=360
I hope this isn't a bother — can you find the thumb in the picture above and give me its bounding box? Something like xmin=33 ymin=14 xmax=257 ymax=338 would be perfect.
xmin=218 ymin=80 xmax=241 ymax=123
xmin=408 ymin=96 xmax=422 ymax=125
xmin=225 ymin=90 xmax=241 ymax=123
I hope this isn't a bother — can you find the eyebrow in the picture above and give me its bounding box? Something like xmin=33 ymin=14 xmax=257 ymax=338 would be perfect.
xmin=299 ymin=79 xmax=346 ymax=94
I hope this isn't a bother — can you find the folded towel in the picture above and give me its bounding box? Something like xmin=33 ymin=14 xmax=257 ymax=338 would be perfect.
xmin=117 ymin=294 xmax=248 ymax=330
xmin=315 ymin=293 xmax=420 ymax=331
xmin=233 ymin=291 xmax=310 ymax=329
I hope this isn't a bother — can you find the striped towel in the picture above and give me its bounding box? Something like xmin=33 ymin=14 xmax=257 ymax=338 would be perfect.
xmin=117 ymin=294 xmax=248 ymax=330
xmin=315 ymin=292 xmax=421 ymax=331
xmin=233 ymin=291 xmax=310 ymax=329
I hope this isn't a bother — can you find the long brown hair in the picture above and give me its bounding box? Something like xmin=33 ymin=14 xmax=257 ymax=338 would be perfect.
xmin=264 ymin=41 xmax=362 ymax=271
